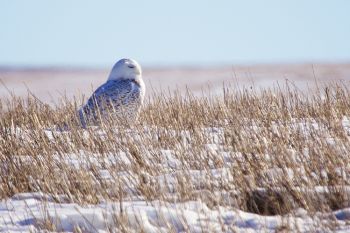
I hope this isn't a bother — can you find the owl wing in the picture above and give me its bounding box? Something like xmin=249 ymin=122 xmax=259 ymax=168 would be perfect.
xmin=89 ymin=80 xmax=128 ymax=106
xmin=81 ymin=79 xmax=141 ymax=119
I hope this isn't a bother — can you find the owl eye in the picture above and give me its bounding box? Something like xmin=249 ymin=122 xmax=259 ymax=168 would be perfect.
xmin=128 ymin=64 xmax=135 ymax=69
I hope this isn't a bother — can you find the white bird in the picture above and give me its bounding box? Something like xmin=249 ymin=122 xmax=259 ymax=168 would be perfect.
xmin=79 ymin=58 xmax=145 ymax=127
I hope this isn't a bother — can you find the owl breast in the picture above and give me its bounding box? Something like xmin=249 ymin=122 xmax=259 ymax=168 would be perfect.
xmin=79 ymin=79 xmax=145 ymax=126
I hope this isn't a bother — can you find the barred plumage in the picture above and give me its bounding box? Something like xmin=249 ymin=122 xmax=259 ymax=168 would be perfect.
xmin=79 ymin=58 xmax=145 ymax=127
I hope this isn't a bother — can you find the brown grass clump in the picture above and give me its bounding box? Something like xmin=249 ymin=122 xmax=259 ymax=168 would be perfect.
xmin=1 ymin=82 xmax=350 ymax=219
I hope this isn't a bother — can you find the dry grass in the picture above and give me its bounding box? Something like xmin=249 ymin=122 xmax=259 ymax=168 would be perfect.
xmin=1 ymin=81 xmax=350 ymax=220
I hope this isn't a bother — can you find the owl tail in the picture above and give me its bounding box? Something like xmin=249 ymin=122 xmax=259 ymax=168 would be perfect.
xmin=54 ymin=109 xmax=86 ymax=132
xmin=78 ymin=109 xmax=87 ymax=129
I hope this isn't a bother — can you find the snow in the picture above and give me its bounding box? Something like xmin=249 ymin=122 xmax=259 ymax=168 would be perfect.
xmin=2 ymin=116 xmax=350 ymax=232
xmin=1 ymin=192 xmax=350 ymax=232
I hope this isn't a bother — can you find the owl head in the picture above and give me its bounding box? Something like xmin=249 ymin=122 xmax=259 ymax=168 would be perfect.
xmin=108 ymin=58 xmax=142 ymax=81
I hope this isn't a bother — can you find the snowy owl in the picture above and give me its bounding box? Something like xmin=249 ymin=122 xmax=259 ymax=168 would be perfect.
xmin=79 ymin=58 xmax=145 ymax=127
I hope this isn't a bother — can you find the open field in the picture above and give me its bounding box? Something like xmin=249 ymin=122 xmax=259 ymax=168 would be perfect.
xmin=1 ymin=75 xmax=350 ymax=231
xmin=1 ymin=63 xmax=350 ymax=104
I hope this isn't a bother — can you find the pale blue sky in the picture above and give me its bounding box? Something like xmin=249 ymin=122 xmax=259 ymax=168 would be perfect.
xmin=1 ymin=0 xmax=349 ymax=67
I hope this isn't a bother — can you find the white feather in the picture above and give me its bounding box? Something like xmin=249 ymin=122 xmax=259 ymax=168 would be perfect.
xmin=79 ymin=58 xmax=145 ymax=127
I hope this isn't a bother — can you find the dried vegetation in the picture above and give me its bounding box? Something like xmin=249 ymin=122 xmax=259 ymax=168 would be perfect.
xmin=1 ymin=82 xmax=350 ymax=217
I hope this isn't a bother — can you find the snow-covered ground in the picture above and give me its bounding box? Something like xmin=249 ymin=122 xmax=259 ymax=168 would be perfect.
xmin=1 ymin=63 xmax=350 ymax=103
xmin=1 ymin=192 xmax=350 ymax=232
xmin=1 ymin=117 xmax=350 ymax=232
